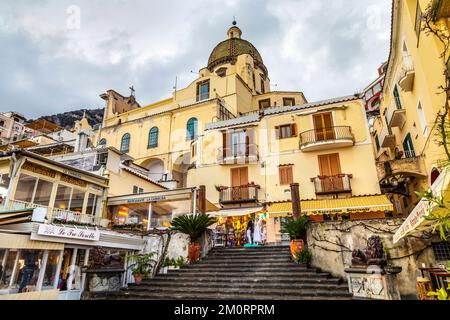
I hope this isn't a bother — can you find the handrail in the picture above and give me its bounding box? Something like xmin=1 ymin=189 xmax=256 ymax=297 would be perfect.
xmin=219 ymin=185 xmax=259 ymax=203
xmin=300 ymin=126 xmax=354 ymax=146
xmin=310 ymin=174 xmax=353 ymax=194
xmin=218 ymin=143 xmax=259 ymax=159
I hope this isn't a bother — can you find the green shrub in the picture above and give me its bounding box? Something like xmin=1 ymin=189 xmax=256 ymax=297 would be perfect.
xmin=294 ymin=248 xmax=313 ymax=265
xmin=281 ymin=216 xmax=310 ymax=240
xmin=171 ymin=214 xmax=216 ymax=243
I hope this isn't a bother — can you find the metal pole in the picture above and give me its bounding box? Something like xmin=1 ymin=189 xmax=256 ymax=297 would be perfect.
xmin=53 ymin=250 xmax=64 ymax=290
xmin=9 ymin=250 xmax=20 ymax=288
xmin=80 ymin=249 xmax=89 ymax=293
xmin=192 ymin=188 xmax=197 ymax=215
xmin=66 ymin=248 xmax=78 ymax=291
xmin=147 ymin=203 xmax=152 ymax=231
xmin=36 ymin=250 xmax=49 ymax=291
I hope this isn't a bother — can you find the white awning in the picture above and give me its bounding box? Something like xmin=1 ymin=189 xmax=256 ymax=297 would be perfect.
xmin=209 ymin=207 xmax=264 ymax=218
xmin=393 ymin=166 xmax=450 ymax=244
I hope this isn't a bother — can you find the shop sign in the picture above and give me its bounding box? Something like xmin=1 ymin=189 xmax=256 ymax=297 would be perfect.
xmin=127 ymin=195 xmax=167 ymax=204
xmin=37 ymin=224 xmax=100 ymax=241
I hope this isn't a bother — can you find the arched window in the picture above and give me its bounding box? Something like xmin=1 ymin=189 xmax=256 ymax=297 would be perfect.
xmin=98 ymin=138 xmax=107 ymax=148
xmin=148 ymin=127 xmax=159 ymax=148
xmin=430 ymin=168 xmax=441 ymax=186
xmin=186 ymin=118 xmax=198 ymax=141
xmin=120 ymin=133 xmax=131 ymax=152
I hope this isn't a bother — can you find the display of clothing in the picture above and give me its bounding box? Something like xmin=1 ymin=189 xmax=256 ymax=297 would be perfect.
xmin=253 ymin=219 xmax=262 ymax=244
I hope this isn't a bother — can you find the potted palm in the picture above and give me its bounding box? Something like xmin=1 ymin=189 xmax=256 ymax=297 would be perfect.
xmin=293 ymin=247 xmax=313 ymax=267
xmin=126 ymin=252 xmax=156 ymax=285
xmin=171 ymin=214 xmax=216 ymax=263
xmin=281 ymin=215 xmax=310 ymax=258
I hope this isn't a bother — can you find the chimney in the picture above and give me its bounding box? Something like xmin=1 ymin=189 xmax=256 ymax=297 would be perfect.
xmin=290 ymin=183 xmax=301 ymax=219
xmin=198 ymin=185 xmax=206 ymax=214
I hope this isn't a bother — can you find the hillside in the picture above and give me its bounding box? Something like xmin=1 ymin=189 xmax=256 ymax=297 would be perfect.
xmin=32 ymin=108 xmax=104 ymax=130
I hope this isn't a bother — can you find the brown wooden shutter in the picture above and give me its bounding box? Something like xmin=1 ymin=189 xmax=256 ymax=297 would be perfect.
xmin=287 ymin=166 xmax=293 ymax=184
xmin=279 ymin=167 xmax=285 ymax=185
xmin=318 ymin=153 xmax=341 ymax=176
xmin=291 ymin=124 xmax=297 ymax=137
xmin=329 ymin=153 xmax=342 ymax=175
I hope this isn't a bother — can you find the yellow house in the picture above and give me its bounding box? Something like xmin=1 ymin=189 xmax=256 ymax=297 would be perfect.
xmin=371 ymin=0 xmax=450 ymax=215
xmin=95 ymin=22 xmax=392 ymax=243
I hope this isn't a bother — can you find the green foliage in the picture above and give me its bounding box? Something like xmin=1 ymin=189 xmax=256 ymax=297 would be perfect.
xmin=171 ymin=214 xmax=216 ymax=243
xmin=415 ymin=190 xmax=450 ymax=241
xmin=161 ymin=256 xmax=188 ymax=268
xmin=127 ymin=252 xmax=157 ymax=276
xmin=427 ymin=287 xmax=450 ymax=300
xmin=294 ymin=248 xmax=313 ymax=265
xmin=281 ymin=216 xmax=310 ymax=240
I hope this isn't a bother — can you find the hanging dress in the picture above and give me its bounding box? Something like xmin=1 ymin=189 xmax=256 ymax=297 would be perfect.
xmin=253 ymin=219 xmax=262 ymax=244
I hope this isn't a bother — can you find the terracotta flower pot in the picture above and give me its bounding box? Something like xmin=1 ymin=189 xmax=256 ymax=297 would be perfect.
xmin=133 ymin=274 xmax=143 ymax=285
xmin=188 ymin=242 xmax=201 ymax=263
xmin=290 ymin=239 xmax=304 ymax=258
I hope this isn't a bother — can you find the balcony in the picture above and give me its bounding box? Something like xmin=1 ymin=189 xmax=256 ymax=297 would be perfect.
xmin=398 ymin=55 xmax=415 ymax=92
xmin=376 ymin=155 xmax=427 ymax=182
xmin=379 ymin=125 xmax=396 ymax=148
xmin=219 ymin=185 xmax=259 ymax=205
xmin=311 ymin=174 xmax=353 ymax=195
xmin=299 ymin=126 xmax=355 ymax=152
xmin=218 ymin=143 xmax=259 ymax=164
xmin=9 ymin=199 xmax=103 ymax=226
xmin=387 ymin=107 xmax=406 ymax=129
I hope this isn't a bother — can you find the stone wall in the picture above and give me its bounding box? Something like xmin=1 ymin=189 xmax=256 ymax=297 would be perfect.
xmin=306 ymin=218 xmax=438 ymax=299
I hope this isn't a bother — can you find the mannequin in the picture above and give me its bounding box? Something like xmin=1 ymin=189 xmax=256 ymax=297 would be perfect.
xmin=253 ymin=217 xmax=262 ymax=244
xmin=246 ymin=219 xmax=253 ymax=244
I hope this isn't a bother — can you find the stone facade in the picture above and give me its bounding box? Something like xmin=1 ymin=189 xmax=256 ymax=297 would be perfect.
xmin=306 ymin=218 xmax=438 ymax=299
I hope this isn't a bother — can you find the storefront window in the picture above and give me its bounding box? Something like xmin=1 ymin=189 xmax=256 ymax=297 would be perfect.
xmin=0 ymin=250 xmax=17 ymax=289
xmin=43 ymin=251 xmax=60 ymax=288
xmin=54 ymin=185 xmax=72 ymax=210
xmin=15 ymin=250 xmax=43 ymax=292
xmin=0 ymin=173 xmax=10 ymax=198
xmin=70 ymin=189 xmax=85 ymax=213
xmin=14 ymin=174 xmax=52 ymax=206
xmin=15 ymin=174 xmax=36 ymax=203
xmin=86 ymin=193 xmax=99 ymax=216
xmin=57 ymin=249 xmax=73 ymax=291
xmin=33 ymin=180 xmax=52 ymax=206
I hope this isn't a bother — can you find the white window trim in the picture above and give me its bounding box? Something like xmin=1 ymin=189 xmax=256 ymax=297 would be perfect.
xmin=416 ymin=99 xmax=429 ymax=136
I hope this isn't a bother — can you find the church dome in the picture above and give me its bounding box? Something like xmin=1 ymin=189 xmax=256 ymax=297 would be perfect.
xmin=207 ymin=24 xmax=268 ymax=77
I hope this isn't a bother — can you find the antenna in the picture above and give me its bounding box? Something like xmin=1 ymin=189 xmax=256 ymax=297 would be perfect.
xmin=173 ymin=76 xmax=178 ymax=100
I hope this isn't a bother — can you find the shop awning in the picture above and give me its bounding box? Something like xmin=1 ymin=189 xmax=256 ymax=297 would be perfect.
xmin=393 ymin=167 xmax=450 ymax=244
xmin=268 ymin=195 xmax=394 ymax=218
xmin=209 ymin=207 xmax=264 ymax=218
xmin=0 ymin=208 xmax=33 ymax=225
xmin=0 ymin=233 xmax=64 ymax=250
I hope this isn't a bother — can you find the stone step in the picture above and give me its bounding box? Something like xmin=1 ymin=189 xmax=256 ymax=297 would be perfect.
xmin=171 ymin=267 xmax=320 ymax=273
xmin=126 ymin=285 xmax=350 ymax=296
xmin=130 ymin=281 xmax=348 ymax=291
xmin=212 ymin=246 xmax=290 ymax=251
xmin=196 ymin=258 xmax=293 ymax=264
xmin=117 ymin=291 xmax=352 ymax=300
xmin=207 ymin=253 xmax=291 ymax=259
xmin=144 ymin=276 xmax=342 ymax=285
xmin=156 ymin=271 xmax=330 ymax=278
xmin=190 ymin=262 xmax=305 ymax=268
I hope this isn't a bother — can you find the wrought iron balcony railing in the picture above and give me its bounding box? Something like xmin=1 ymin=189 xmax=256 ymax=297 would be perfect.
xmin=300 ymin=126 xmax=354 ymax=149
xmin=219 ymin=185 xmax=259 ymax=204
xmin=310 ymin=174 xmax=353 ymax=195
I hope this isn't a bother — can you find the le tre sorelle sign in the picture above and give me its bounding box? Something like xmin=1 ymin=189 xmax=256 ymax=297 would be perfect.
xmin=37 ymin=224 xmax=100 ymax=241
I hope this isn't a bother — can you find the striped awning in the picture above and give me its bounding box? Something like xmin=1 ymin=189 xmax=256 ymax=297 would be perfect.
xmin=0 ymin=233 xmax=64 ymax=250
xmin=268 ymin=195 xmax=394 ymax=218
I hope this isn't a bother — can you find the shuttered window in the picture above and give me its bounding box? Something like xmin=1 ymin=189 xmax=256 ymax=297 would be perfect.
xmin=275 ymin=124 xmax=297 ymax=139
xmin=414 ymin=1 xmax=422 ymax=43
xmin=279 ymin=166 xmax=294 ymax=185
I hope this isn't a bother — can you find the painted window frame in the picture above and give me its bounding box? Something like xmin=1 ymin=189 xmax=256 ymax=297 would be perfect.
xmin=120 ymin=133 xmax=131 ymax=153
xmin=186 ymin=118 xmax=198 ymax=141
xmin=148 ymin=127 xmax=159 ymax=149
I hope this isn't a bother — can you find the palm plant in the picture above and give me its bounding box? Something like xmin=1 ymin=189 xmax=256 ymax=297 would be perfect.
xmin=171 ymin=214 xmax=216 ymax=243
xmin=281 ymin=216 xmax=310 ymax=240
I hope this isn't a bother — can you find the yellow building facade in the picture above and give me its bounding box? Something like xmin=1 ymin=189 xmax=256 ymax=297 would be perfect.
xmin=95 ymin=22 xmax=391 ymax=243
xmin=371 ymin=0 xmax=450 ymax=214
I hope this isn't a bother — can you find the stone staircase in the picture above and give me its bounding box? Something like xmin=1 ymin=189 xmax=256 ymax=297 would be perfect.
xmin=95 ymin=246 xmax=352 ymax=300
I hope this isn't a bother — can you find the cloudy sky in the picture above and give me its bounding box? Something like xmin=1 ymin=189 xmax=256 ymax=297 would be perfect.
xmin=0 ymin=0 xmax=391 ymax=119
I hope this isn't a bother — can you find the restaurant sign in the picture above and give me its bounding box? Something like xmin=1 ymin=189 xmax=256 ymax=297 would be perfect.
xmin=37 ymin=224 xmax=100 ymax=241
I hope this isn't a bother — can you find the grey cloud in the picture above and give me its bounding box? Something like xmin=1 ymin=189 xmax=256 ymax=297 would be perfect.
xmin=0 ymin=0 xmax=391 ymax=118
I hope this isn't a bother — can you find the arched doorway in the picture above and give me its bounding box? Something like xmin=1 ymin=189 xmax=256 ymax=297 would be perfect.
xmin=172 ymin=153 xmax=191 ymax=188
xmin=141 ymin=158 xmax=165 ymax=182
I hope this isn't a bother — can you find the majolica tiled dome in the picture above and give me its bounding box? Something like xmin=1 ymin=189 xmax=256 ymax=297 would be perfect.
xmin=207 ymin=25 xmax=268 ymax=77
